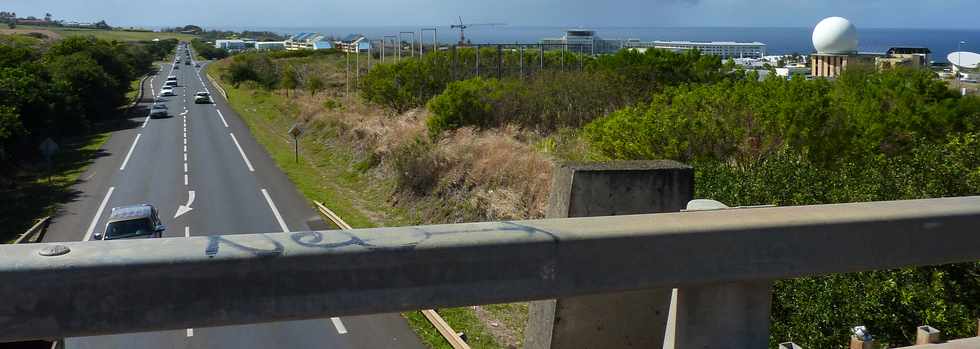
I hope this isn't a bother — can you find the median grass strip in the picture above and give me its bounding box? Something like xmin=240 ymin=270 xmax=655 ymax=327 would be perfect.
xmin=208 ymin=65 xmax=504 ymax=349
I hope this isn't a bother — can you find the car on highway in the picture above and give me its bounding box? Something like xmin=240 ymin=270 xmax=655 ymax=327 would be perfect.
xmin=194 ymin=62 xmax=201 ymax=68
xmin=185 ymin=61 xmax=191 ymax=66
xmin=92 ymin=204 xmax=166 ymax=241
xmin=160 ymin=86 xmax=176 ymax=97
xmin=164 ymin=80 xmax=178 ymax=88
xmin=194 ymin=91 xmax=211 ymax=104
xmin=173 ymin=64 xmax=180 ymax=70
xmin=149 ymin=103 xmax=168 ymax=118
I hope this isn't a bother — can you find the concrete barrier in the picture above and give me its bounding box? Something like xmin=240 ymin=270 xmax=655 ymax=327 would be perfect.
xmin=2 ymin=195 xmax=980 ymax=342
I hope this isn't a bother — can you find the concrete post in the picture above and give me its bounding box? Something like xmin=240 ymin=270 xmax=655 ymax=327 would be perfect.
xmin=525 ymin=161 xmax=693 ymax=349
xmin=916 ymin=325 xmax=941 ymax=345
xmin=673 ymin=280 xmax=773 ymax=348
xmin=669 ymin=201 xmax=774 ymax=348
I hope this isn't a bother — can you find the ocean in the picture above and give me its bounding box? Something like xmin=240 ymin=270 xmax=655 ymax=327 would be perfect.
xmin=215 ymin=25 xmax=980 ymax=62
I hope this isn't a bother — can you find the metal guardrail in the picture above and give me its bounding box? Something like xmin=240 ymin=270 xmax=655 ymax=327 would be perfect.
xmin=206 ymin=72 xmax=228 ymax=101
xmin=2 ymin=196 xmax=980 ymax=342
xmin=313 ymin=201 xmax=470 ymax=349
xmin=12 ymin=216 xmax=51 ymax=245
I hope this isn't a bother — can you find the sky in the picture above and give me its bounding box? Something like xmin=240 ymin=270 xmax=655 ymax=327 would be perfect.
xmin=4 ymin=0 xmax=980 ymax=29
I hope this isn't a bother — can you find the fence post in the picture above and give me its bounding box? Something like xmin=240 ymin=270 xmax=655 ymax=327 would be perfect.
xmin=497 ymin=45 xmax=503 ymax=80
xmin=525 ymin=161 xmax=693 ymax=349
xmin=540 ymin=43 xmax=545 ymax=72
xmin=520 ymin=46 xmax=525 ymax=80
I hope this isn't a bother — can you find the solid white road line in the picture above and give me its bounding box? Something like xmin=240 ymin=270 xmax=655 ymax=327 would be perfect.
xmin=142 ymin=114 xmax=151 ymax=128
xmin=184 ymin=226 xmax=190 ymax=238
xmin=230 ymin=133 xmax=255 ymax=172
xmin=83 ymin=187 xmax=115 ymax=241
xmin=184 ymin=174 xmax=188 ymax=186
xmin=216 ymin=109 xmax=229 ymax=128
xmin=331 ymin=317 xmax=348 ymax=334
xmin=119 ymin=133 xmax=141 ymax=171
xmin=261 ymin=189 xmax=289 ymax=233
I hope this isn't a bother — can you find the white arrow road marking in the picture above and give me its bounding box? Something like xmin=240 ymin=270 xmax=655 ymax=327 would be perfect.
xmin=174 ymin=190 xmax=196 ymax=219
xmin=84 ymin=187 xmax=115 ymax=241
xmin=119 ymin=133 xmax=141 ymax=171
xmin=180 ymin=111 xmax=188 ymax=116
xmin=331 ymin=317 xmax=347 ymax=334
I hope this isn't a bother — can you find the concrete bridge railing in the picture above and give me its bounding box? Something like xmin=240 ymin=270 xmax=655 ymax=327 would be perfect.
xmin=2 ymin=161 xmax=979 ymax=348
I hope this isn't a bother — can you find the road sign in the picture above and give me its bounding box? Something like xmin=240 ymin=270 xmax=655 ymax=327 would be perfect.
xmin=288 ymin=124 xmax=303 ymax=163
xmin=39 ymin=138 xmax=59 ymax=161
xmin=288 ymin=124 xmax=303 ymax=138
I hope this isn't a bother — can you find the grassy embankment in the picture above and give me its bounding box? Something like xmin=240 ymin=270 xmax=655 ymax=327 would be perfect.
xmin=204 ymin=59 xmax=525 ymax=348
xmin=1 ymin=130 xmax=111 ymax=243
xmin=15 ymin=24 xmax=196 ymax=42
xmin=3 ymin=57 xmax=150 ymax=243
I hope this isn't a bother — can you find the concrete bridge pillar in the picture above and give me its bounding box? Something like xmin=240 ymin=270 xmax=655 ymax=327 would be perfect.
xmin=524 ymin=161 xmax=693 ymax=349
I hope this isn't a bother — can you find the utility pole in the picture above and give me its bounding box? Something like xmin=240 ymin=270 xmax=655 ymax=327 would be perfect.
xmin=475 ymin=44 xmax=480 ymax=77
xmin=520 ymin=45 xmax=524 ymax=79
xmin=345 ymin=51 xmax=350 ymax=101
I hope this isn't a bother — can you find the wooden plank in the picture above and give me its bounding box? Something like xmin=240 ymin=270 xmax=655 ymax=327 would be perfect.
xmin=422 ymin=309 xmax=471 ymax=349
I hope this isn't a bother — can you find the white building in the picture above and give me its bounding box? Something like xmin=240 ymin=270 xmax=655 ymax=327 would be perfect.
xmin=628 ymin=41 xmax=767 ymax=59
xmin=541 ymin=30 xmax=626 ymax=55
xmin=255 ymin=41 xmax=286 ymax=51
xmin=285 ymin=32 xmax=328 ymax=51
xmin=215 ymin=39 xmax=247 ymax=50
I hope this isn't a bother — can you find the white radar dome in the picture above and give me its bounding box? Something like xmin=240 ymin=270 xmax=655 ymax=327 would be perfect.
xmin=812 ymin=17 xmax=858 ymax=54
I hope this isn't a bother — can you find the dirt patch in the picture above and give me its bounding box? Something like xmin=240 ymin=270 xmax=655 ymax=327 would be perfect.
xmin=0 ymin=28 xmax=61 ymax=41
xmin=472 ymin=305 xmax=521 ymax=349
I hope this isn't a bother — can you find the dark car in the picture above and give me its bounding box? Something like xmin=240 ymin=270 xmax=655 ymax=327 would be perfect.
xmin=92 ymin=204 xmax=166 ymax=241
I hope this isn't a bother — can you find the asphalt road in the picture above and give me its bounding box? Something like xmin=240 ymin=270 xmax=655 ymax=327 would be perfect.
xmin=41 ymin=46 xmax=425 ymax=349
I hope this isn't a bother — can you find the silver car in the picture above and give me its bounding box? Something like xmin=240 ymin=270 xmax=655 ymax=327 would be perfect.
xmin=93 ymin=204 xmax=166 ymax=241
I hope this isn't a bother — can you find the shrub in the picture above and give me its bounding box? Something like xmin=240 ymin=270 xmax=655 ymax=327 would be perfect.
xmin=426 ymin=77 xmax=501 ymax=137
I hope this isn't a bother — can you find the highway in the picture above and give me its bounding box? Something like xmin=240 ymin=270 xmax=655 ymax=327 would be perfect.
xmin=41 ymin=45 xmax=425 ymax=349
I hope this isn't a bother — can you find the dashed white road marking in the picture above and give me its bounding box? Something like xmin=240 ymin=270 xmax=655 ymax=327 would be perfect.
xmin=84 ymin=187 xmax=115 ymax=241
xmin=261 ymin=189 xmax=289 ymax=233
xmin=183 ymin=138 xmax=187 ymax=145
xmin=230 ymin=133 xmax=254 ymax=172
xmin=331 ymin=317 xmax=348 ymax=334
xmin=183 ymin=145 xmax=187 ymax=152
xmin=119 ymin=133 xmax=141 ymax=171
xmin=184 ymin=163 xmax=188 ymax=173
xmin=216 ymin=109 xmax=229 ymax=128
xmin=184 ymin=174 xmax=188 ymax=186
xmin=184 ymin=226 xmax=190 ymax=238
xmin=183 ymin=132 xmax=187 ymax=138
xmin=183 ymin=153 xmax=187 ymax=162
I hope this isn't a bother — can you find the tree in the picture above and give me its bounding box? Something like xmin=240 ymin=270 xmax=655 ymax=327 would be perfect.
xmin=306 ymin=75 xmax=324 ymax=97
xmin=94 ymin=20 xmax=110 ymax=29
xmin=280 ymin=65 xmax=298 ymax=96
xmin=44 ymin=13 xmax=52 ymax=22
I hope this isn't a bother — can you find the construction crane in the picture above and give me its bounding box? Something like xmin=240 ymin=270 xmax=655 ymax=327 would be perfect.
xmin=450 ymin=17 xmax=504 ymax=46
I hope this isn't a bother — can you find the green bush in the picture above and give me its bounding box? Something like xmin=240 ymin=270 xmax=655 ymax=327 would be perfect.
xmin=693 ymin=136 xmax=980 ymax=348
xmin=223 ymin=52 xmax=278 ymax=89
xmin=426 ymin=77 xmax=501 ymax=137
xmin=584 ymin=68 xmax=975 ymax=165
